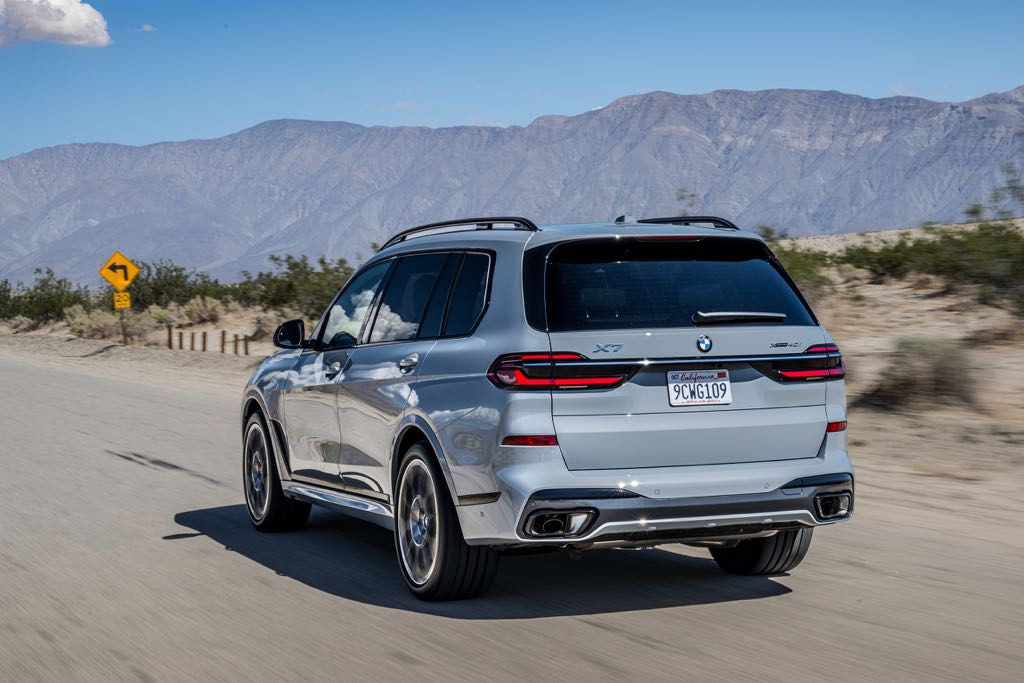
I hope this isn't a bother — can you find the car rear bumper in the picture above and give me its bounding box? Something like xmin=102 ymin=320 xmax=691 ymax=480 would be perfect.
xmin=456 ymin=460 xmax=854 ymax=547
xmin=514 ymin=473 xmax=853 ymax=546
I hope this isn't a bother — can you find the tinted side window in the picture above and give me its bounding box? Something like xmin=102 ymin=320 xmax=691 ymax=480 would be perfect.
xmin=320 ymin=260 xmax=391 ymax=350
xmin=418 ymin=253 xmax=459 ymax=339
xmin=443 ymin=253 xmax=490 ymax=337
xmin=369 ymin=253 xmax=448 ymax=342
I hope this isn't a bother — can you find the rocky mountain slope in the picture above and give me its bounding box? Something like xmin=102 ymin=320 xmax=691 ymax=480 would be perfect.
xmin=2 ymin=85 xmax=1022 ymax=282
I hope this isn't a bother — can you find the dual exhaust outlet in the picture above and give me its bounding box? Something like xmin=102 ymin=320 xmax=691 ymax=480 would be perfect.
xmin=524 ymin=509 xmax=596 ymax=538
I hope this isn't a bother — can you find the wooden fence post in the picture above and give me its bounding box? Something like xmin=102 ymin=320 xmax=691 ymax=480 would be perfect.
xmin=178 ymin=331 xmax=183 ymax=350
xmin=221 ymin=330 xmax=226 ymax=354
xmin=190 ymin=332 xmax=195 ymax=351
xmin=233 ymin=334 xmax=239 ymax=355
xmin=166 ymin=324 xmax=173 ymax=350
xmin=202 ymin=331 xmax=208 ymax=352
xmin=244 ymin=336 xmax=249 ymax=356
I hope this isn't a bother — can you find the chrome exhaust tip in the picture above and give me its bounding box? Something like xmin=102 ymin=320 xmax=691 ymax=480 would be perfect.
xmin=814 ymin=492 xmax=852 ymax=520
xmin=525 ymin=510 xmax=596 ymax=538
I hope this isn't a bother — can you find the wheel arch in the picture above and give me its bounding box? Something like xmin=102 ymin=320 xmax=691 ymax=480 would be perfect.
xmin=390 ymin=415 xmax=459 ymax=501
xmin=242 ymin=390 xmax=291 ymax=481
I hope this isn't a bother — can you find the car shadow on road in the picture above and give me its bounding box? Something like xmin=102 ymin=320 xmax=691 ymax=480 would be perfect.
xmin=171 ymin=505 xmax=790 ymax=619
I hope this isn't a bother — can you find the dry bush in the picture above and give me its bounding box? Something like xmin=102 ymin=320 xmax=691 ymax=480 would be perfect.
xmin=182 ymin=296 xmax=224 ymax=324
xmin=67 ymin=305 xmax=121 ymax=339
xmin=249 ymin=313 xmax=276 ymax=341
xmin=67 ymin=305 xmax=163 ymax=340
xmin=855 ymin=337 xmax=975 ymax=410
xmin=6 ymin=315 xmax=35 ymax=332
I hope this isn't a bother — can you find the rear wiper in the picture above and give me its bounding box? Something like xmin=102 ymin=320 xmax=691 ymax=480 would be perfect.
xmin=692 ymin=311 xmax=787 ymax=325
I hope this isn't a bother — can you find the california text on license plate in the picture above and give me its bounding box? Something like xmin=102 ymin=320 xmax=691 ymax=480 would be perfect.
xmin=667 ymin=370 xmax=732 ymax=406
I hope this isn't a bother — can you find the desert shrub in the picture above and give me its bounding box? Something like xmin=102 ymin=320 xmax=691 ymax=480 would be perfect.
xmin=249 ymin=313 xmax=276 ymax=341
xmin=756 ymin=227 xmax=830 ymax=297
xmin=9 ymin=268 xmax=93 ymax=324
xmin=235 ymin=254 xmax=354 ymax=319
xmin=67 ymin=304 xmax=163 ymax=340
xmin=182 ymin=296 xmax=224 ymax=324
xmin=837 ymin=222 xmax=1024 ymax=311
xmin=123 ymin=260 xmax=233 ymax=309
xmin=0 ymin=279 xmax=13 ymax=320
xmin=856 ymin=337 xmax=975 ymax=410
xmin=66 ymin=305 xmax=121 ymax=339
xmin=146 ymin=304 xmax=179 ymax=326
xmin=6 ymin=315 xmax=34 ymax=331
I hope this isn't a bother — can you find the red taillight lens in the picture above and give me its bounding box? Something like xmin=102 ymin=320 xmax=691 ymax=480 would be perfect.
xmin=487 ymin=352 xmax=632 ymax=390
xmin=826 ymin=421 xmax=847 ymax=433
xmin=501 ymin=435 xmax=559 ymax=446
xmin=771 ymin=344 xmax=845 ymax=382
xmin=777 ymin=367 xmax=846 ymax=380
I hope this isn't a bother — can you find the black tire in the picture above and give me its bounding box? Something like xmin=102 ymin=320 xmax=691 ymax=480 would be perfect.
xmin=243 ymin=412 xmax=311 ymax=532
xmin=710 ymin=528 xmax=813 ymax=575
xmin=394 ymin=443 xmax=499 ymax=600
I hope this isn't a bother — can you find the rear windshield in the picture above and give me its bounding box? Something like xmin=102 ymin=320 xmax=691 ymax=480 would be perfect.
xmin=539 ymin=237 xmax=815 ymax=332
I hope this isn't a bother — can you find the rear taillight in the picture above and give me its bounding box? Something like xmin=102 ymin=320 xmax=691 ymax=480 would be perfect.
xmin=487 ymin=352 xmax=633 ymax=390
xmin=770 ymin=343 xmax=845 ymax=382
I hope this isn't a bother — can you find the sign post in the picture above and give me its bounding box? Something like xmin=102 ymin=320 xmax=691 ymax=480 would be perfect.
xmin=99 ymin=251 xmax=140 ymax=346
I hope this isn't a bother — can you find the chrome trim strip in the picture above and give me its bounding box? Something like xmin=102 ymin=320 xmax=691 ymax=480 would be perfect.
xmin=521 ymin=352 xmax=839 ymax=368
xmin=282 ymin=482 xmax=394 ymax=527
xmin=516 ymin=509 xmax=826 ymax=543
xmin=458 ymin=492 xmax=502 ymax=506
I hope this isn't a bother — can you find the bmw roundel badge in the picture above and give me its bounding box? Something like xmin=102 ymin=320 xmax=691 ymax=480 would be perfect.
xmin=696 ymin=335 xmax=713 ymax=353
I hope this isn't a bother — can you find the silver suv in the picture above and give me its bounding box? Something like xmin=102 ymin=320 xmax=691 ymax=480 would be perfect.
xmin=241 ymin=216 xmax=853 ymax=600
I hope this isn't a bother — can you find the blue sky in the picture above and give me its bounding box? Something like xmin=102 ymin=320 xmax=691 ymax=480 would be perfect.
xmin=2 ymin=0 xmax=1023 ymax=160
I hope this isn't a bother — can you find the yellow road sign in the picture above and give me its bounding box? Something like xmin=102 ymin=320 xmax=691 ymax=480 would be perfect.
xmin=99 ymin=251 xmax=140 ymax=291
xmin=113 ymin=292 xmax=132 ymax=310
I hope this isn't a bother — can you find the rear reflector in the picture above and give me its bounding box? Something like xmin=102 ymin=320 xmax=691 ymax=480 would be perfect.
xmin=488 ymin=352 xmax=634 ymax=391
xmin=502 ymin=435 xmax=559 ymax=446
xmin=826 ymin=421 xmax=847 ymax=433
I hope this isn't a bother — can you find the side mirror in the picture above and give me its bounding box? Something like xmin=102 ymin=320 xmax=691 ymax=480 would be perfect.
xmin=273 ymin=319 xmax=306 ymax=349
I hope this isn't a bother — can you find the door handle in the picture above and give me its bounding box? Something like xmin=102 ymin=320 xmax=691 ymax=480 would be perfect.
xmin=325 ymin=361 xmax=343 ymax=379
xmin=398 ymin=353 xmax=419 ymax=374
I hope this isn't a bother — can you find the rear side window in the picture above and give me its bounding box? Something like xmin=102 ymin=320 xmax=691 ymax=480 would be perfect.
xmin=543 ymin=237 xmax=815 ymax=332
xmin=418 ymin=253 xmax=460 ymax=338
xmin=369 ymin=253 xmax=448 ymax=342
xmin=443 ymin=253 xmax=490 ymax=336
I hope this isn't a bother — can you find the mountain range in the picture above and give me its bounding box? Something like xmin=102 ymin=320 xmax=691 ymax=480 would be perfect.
xmin=2 ymin=85 xmax=1023 ymax=283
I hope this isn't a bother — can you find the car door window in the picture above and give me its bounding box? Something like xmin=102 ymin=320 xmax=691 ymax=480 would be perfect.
xmin=369 ymin=252 xmax=449 ymax=343
xmin=443 ymin=253 xmax=490 ymax=337
xmin=320 ymin=260 xmax=391 ymax=350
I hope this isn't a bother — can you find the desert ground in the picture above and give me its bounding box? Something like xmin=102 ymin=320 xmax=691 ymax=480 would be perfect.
xmin=1 ymin=228 xmax=1022 ymax=681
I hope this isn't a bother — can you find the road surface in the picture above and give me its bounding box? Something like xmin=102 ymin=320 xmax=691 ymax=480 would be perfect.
xmin=0 ymin=344 xmax=1021 ymax=682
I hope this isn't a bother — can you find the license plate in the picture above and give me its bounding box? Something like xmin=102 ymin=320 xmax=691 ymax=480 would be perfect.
xmin=667 ymin=370 xmax=732 ymax=406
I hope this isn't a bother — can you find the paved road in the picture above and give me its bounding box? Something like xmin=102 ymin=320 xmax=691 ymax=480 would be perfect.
xmin=0 ymin=351 xmax=1021 ymax=682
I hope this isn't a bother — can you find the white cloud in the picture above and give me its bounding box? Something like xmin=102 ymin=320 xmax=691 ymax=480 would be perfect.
xmin=139 ymin=23 xmax=156 ymax=33
xmin=0 ymin=0 xmax=111 ymax=48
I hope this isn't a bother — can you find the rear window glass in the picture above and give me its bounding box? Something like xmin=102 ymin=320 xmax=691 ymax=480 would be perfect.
xmin=544 ymin=238 xmax=814 ymax=332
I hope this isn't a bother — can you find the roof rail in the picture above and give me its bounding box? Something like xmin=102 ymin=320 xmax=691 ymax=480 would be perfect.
xmin=636 ymin=215 xmax=740 ymax=231
xmin=380 ymin=216 xmax=539 ymax=250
